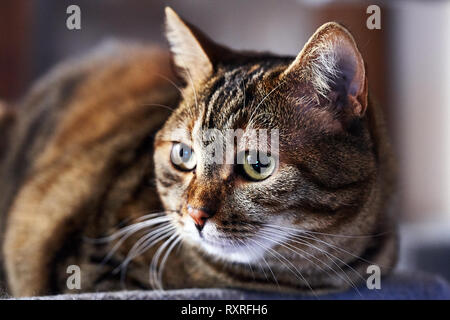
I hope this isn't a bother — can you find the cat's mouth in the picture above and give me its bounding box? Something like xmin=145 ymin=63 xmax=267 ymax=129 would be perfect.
xmin=180 ymin=219 xmax=289 ymax=264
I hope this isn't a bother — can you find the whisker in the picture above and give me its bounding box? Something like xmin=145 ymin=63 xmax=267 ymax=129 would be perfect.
xmin=118 ymin=229 xmax=176 ymax=288
xmin=248 ymin=81 xmax=285 ymax=128
xmin=134 ymin=210 xmax=178 ymax=222
xmin=140 ymin=103 xmax=175 ymax=112
xmin=264 ymin=225 xmax=372 ymax=275
xmin=99 ymin=217 xmax=173 ymax=266
xmin=247 ymin=238 xmax=283 ymax=283
xmin=257 ymin=229 xmax=359 ymax=293
xmin=261 ymin=223 xmax=391 ymax=268
xmin=263 ymin=225 xmax=383 ymax=298
xmin=149 ymin=232 xmax=179 ymax=290
xmin=154 ymin=73 xmax=184 ymax=95
xmin=258 ymin=250 xmax=280 ymax=287
xmin=177 ymin=55 xmax=199 ymax=119
xmin=242 ymin=239 xmax=269 ymax=282
xmin=121 ymin=223 xmax=175 ymax=265
xmin=116 ymin=224 xmax=175 ymax=275
xmin=90 ymin=214 xmax=172 ymax=244
xmin=258 ymin=228 xmax=362 ymax=296
xmin=234 ymin=238 xmax=255 ymax=280
xmin=264 ymin=223 xmax=391 ymax=239
xmin=255 ymin=81 xmax=284 ymax=111
xmin=156 ymin=234 xmax=182 ymax=289
xmin=249 ymin=238 xmax=317 ymax=297
xmin=294 ymin=231 xmax=380 ymax=267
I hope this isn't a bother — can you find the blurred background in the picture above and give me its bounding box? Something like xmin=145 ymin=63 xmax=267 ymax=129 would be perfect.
xmin=0 ymin=0 xmax=449 ymax=281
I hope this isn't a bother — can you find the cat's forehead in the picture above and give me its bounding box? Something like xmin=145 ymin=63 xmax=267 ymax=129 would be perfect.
xmin=197 ymin=61 xmax=287 ymax=132
xmin=163 ymin=57 xmax=311 ymax=148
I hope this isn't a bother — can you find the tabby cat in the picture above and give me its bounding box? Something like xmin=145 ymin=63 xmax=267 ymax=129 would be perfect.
xmin=0 ymin=8 xmax=397 ymax=297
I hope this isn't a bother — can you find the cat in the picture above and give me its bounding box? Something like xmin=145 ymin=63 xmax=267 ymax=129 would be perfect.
xmin=0 ymin=7 xmax=397 ymax=297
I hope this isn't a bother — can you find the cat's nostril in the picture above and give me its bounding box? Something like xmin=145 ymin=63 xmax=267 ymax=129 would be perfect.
xmin=187 ymin=205 xmax=212 ymax=231
xmin=194 ymin=223 xmax=203 ymax=232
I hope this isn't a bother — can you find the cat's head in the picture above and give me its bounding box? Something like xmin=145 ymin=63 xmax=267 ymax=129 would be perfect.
xmin=154 ymin=8 xmax=378 ymax=267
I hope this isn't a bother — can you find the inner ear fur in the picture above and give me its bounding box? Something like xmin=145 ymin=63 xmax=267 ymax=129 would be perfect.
xmin=165 ymin=7 xmax=231 ymax=84
xmin=283 ymin=22 xmax=368 ymax=119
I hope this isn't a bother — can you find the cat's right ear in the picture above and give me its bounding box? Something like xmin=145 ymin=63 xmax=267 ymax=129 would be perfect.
xmin=165 ymin=7 xmax=226 ymax=84
xmin=282 ymin=22 xmax=368 ymax=121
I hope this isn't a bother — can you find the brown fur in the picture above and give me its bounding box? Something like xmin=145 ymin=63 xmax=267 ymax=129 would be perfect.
xmin=0 ymin=10 xmax=397 ymax=297
xmin=0 ymin=42 xmax=179 ymax=296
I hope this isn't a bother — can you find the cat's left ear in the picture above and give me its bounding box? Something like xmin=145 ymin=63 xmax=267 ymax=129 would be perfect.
xmin=283 ymin=22 xmax=368 ymax=117
xmin=165 ymin=7 xmax=228 ymax=84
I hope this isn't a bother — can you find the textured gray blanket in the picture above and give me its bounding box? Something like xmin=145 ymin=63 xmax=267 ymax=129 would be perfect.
xmin=8 ymin=271 xmax=450 ymax=300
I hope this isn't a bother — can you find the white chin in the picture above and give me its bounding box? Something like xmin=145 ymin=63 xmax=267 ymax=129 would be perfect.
xmin=183 ymin=221 xmax=288 ymax=264
xmin=200 ymin=240 xmax=265 ymax=264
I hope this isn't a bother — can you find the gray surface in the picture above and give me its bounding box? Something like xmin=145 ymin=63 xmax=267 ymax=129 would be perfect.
xmin=8 ymin=271 xmax=450 ymax=300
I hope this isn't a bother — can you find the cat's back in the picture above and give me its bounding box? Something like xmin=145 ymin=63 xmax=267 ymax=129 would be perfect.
xmin=0 ymin=41 xmax=180 ymax=294
xmin=0 ymin=41 xmax=178 ymax=219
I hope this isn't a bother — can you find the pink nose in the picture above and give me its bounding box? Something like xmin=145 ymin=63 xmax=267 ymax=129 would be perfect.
xmin=187 ymin=205 xmax=211 ymax=231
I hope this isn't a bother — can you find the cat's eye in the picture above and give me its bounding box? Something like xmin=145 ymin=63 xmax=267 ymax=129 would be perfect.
xmin=170 ymin=142 xmax=196 ymax=171
xmin=241 ymin=152 xmax=276 ymax=181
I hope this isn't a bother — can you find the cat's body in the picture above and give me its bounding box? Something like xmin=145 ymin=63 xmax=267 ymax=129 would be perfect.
xmin=0 ymin=9 xmax=397 ymax=297
xmin=0 ymin=42 xmax=182 ymax=296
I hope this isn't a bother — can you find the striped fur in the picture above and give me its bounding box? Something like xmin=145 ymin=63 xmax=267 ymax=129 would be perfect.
xmin=0 ymin=10 xmax=396 ymax=297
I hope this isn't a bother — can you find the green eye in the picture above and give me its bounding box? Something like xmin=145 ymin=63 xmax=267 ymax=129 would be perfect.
xmin=171 ymin=143 xmax=196 ymax=171
xmin=242 ymin=152 xmax=276 ymax=181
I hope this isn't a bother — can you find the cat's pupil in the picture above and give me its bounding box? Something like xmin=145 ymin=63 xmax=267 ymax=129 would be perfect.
xmin=180 ymin=147 xmax=190 ymax=161
xmin=252 ymin=161 xmax=262 ymax=173
xmin=247 ymin=154 xmax=270 ymax=173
